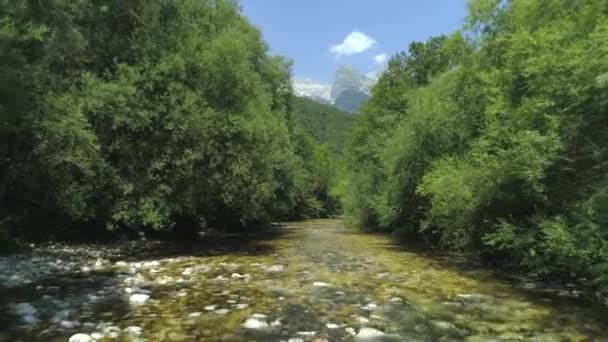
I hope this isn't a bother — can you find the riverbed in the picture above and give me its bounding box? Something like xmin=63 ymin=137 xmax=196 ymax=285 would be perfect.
xmin=1 ymin=219 xmax=607 ymax=341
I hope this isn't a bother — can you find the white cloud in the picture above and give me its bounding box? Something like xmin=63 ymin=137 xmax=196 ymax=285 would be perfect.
xmin=330 ymin=30 xmax=375 ymax=57
xmin=374 ymin=53 xmax=388 ymax=64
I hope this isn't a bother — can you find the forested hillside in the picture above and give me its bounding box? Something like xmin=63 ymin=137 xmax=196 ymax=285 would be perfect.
xmin=292 ymin=96 xmax=356 ymax=153
xmin=0 ymin=0 xmax=335 ymax=243
xmin=337 ymin=0 xmax=608 ymax=289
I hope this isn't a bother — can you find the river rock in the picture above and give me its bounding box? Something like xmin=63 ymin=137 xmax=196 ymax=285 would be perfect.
xmin=326 ymin=323 xmax=340 ymax=329
xmin=235 ymin=303 xmax=249 ymax=310
xmin=188 ymin=312 xmax=202 ymax=318
xmin=12 ymin=302 xmax=37 ymax=316
xmin=264 ymin=265 xmax=285 ymax=272
xmin=69 ymin=333 xmax=93 ymax=342
xmin=129 ymin=293 xmax=150 ymax=305
xmin=313 ymin=281 xmax=330 ymax=287
xmin=271 ymin=318 xmax=282 ymax=327
xmin=60 ymin=320 xmax=80 ymax=329
xmin=243 ymin=318 xmax=269 ymax=329
xmin=124 ymin=326 xmax=143 ymax=336
xmin=354 ymin=327 xmax=401 ymax=341
xmin=213 ymin=309 xmax=230 ymax=315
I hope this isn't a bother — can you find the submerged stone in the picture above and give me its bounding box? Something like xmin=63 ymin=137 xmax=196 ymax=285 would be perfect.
xmin=354 ymin=327 xmax=401 ymax=341
xmin=129 ymin=293 xmax=150 ymax=305
xmin=243 ymin=318 xmax=269 ymax=329
xmin=68 ymin=333 xmax=93 ymax=342
xmin=124 ymin=325 xmax=143 ymax=336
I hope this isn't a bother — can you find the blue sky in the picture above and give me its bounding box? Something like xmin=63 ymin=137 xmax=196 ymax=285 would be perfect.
xmin=240 ymin=0 xmax=469 ymax=83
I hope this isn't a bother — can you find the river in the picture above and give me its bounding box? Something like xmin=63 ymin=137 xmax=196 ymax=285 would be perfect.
xmin=1 ymin=219 xmax=607 ymax=341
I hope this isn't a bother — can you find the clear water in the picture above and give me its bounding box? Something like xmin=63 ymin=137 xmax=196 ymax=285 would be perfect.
xmin=2 ymin=219 xmax=607 ymax=341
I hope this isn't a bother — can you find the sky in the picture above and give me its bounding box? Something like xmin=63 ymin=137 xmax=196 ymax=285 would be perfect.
xmin=240 ymin=0 xmax=469 ymax=83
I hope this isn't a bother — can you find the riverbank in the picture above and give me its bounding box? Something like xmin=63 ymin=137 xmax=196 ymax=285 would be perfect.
xmin=1 ymin=219 xmax=607 ymax=341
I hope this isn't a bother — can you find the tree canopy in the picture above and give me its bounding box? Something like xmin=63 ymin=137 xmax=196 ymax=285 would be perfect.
xmin=337 ymin=0 xmax=608 ymax=288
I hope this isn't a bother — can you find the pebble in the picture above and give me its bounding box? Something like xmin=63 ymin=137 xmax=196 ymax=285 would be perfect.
xmin=69 ymin=333 xmax=93 ymax=342
xmin=129 ymin=293 xmax=150 ymax=305
xmin=362 ymin=303 xmax=378 ymax=310
xmin=60 ymin=320 xmax=80 ymax=329
xmin=188 ymin=312 xmax=202 ymax=318
xmin=243 ymin=318 xmax=269 ymax=329
xmin=353 ymin=316 xmax=370 ymax=324
xmin=90 ymin=332 xmax=104 ymax=340
xmin=313 ymin=281 xmax=330 ymax=287
xmin=326 ymin=323 xmax=340 ymax=329
xmin=124 ymin=326 xmax=143 ymax=336
xmin=354 ymin=327 xmax=401 ymax=341
xmin=204 ymin=305 xmax=217 ymax=311
xmin=235 ymin=303 xmax=249 ymax=310
xmin=213 ymin=309 xmax=230 ymax=315
xmin=271 ymin=318 xmax=282 ymax=327
xmin=265 ymin=265 xmax=285 ymax=272
xmin=297 ymin=331 xmax=316 ymax=336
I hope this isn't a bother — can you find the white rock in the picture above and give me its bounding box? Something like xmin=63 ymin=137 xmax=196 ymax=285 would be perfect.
xmin=354 ymin=327 xmax=401 ymax=341
xmin=288 ymin=339 xmax=304 ymax=342
xmin=345 ymin=327 xmax=357 ymax=336
xmin=124 ymin=287 xmax=134 ymax=294
xmin=326 ymin=323 xmax=340 ymax=329
xmin=265 ymin=265 xmax=285 ymax=272
xmin=243 ymin=318 xmax=269 ymax=329
xmin=143 ymin=261 xmax=160 ymax=268
xmin=129 ymin=293 xmax=150 ymax=305
xmin=390 ymin=297 xmax=403 ymax=303
xmin=362 ymin=303 xmax=378 ymax=311
xmin=81 ymin=266 xmax=91 ymax=273
xmin=355 ymin=328 xmax=385 ymax=340
xmin=213 ymin=309 xmax=230 ymax=315
xmin=251 ymin=313 xmax=267 ymax=318
xmin=69 ymin=333 xmax=93 ymax=342
xmin=204 ymin=305 xmax=217 ymax=311
xmin=60 ymin=320 xmax=80 ymax=329
xmin=271 ymin=318 xmax=282 ymax=327
xmin=313 ymin=281 xmax=330 ymax=287
xmin=115 ymin=261 xmax=127 ymax=267
xmin=297 ymin=331 xmax=316 ymax=336
xmin=231 ymin=273 xmax=245 ymax=279
xmin=188 ymin=312 xmax=202 ymax=318
xmin=432 ymin=321 xmax=457 ymax=330
xmin=235 ymin=303 xmax=249 ymax=310
xmin=124 ymin=326 xmax=143 ymax=336
xmin=90 ymin=332 xmax=104 ymax=340
xmin=354 ymin=316 xmax=370 ymax=324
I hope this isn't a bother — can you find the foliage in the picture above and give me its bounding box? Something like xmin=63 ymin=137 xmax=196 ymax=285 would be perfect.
xmin=338 ymin=0 xmax=608 ymax=288
xmin=0 ymin=0 xmax=330 ymax=237
xmin=292 ymin=96 xmax=356 ymax=153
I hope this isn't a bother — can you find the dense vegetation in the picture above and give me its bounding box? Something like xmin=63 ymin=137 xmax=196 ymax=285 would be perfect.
xmin=338 ymin=0 xmax=608 ymax=289
xmin=0 ymin=0 xmax=336 ymax=243
xmin=292 ymin=96 xmax=356 ymax=153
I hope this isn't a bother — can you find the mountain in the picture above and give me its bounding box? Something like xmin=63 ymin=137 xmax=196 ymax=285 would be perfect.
xmin=292 ymin=96 xmax=356 ymax=153
xmin=292 ymin=65 xmax=378 ymax=113
xmin=293 ymin=78 xmax=333 ymax=104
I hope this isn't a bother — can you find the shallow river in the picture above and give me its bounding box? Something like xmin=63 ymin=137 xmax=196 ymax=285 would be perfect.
xmin=1 ymin=219 xmax=607 ymax=341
